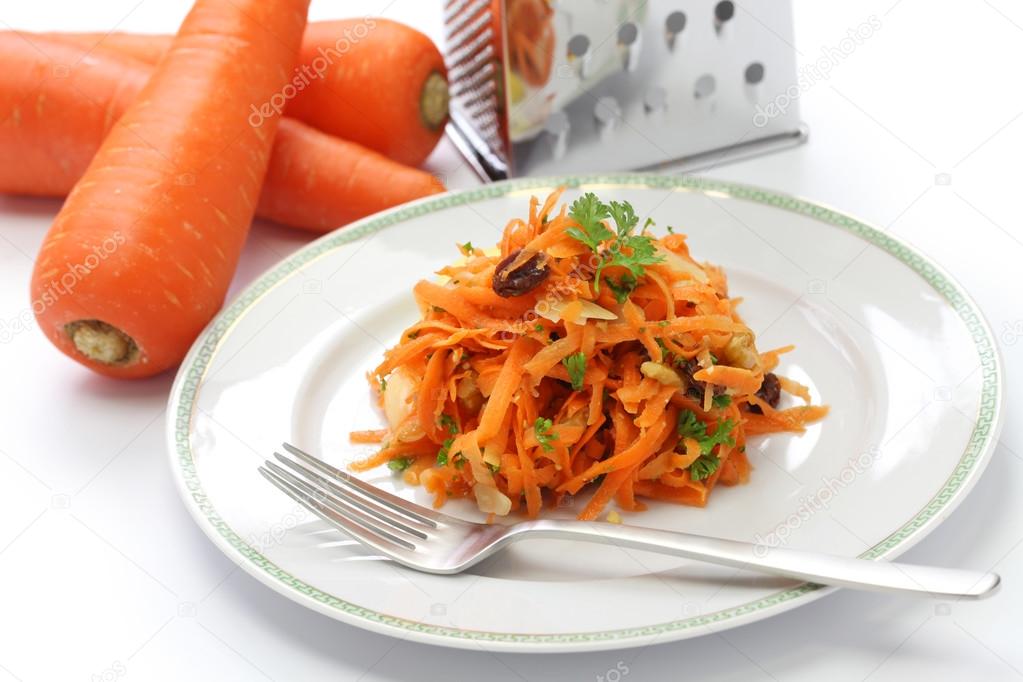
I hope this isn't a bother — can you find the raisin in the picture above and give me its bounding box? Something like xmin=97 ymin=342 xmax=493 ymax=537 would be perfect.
xmin=749 ymin=372 xmax=781 ymax=414
xmin=680 ymin=358 xmax=725 ymax=400
xmin=492 ymin=249 xmax=550 ymax=298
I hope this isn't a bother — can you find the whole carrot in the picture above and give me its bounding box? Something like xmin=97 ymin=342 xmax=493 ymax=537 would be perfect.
xmin=48 ymin=18 xmax=450 ymax=166
xmin=30 ymin=0 xmax=310 ymax=378
xmin=0 ymin=35 xmax=445 ymax=232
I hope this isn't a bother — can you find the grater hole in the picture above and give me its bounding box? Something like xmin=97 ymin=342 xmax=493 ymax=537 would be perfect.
xmin=715 ymin=1 xmax=735 ymax=23
xmin=618 ymin=22 xmax=639 ymax=46
xmin=744 ymin=62 xmax=765 ymax=84
xmin=694 ymin=74 xmax=716 ymax=99
xmin=567 ymin=34 xmax=590 ymax=58
xmin=665 ymin=11 xmax=686 ymax=35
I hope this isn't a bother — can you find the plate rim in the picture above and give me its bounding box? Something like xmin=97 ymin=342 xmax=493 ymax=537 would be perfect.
xmin=166 ymin=173 xmax=1004 ymax=652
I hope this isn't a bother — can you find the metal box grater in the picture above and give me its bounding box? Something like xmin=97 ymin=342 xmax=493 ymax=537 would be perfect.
xmin=443 ymin=0 xmax=807 ymax=180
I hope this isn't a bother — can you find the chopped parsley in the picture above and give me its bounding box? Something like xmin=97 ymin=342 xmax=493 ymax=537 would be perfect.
xmin=486 ymin=461 xmax=500 ymax=474
xmin=438 ymin=414 xmax=458 ymax=434
xmin=378 ymin=376 xmax=387 ymax=392
xmin=534 ymin=323 xmax=545 ymax=333
xmin=677 ymin=411 xmax=736 ymax=481
xmin=562 ymin=351 xmax=587 ymax=391
xmin=606 ymin=273 xmax=637 ymax=304
xmin=712 ymin=394 xmax=732 ymax=409
xmin=566 ymin=193 xmax=663 ymax=294
xmin=436 ymin=415 xmax=459 ymax=465
xmin=534 ymin=417 xmax=558 ymax=453
xmin=387 ymin=457 xmax=413 ymax=472
xmin=702 ymin=419 xmax=737 ymax=454
xmin=677 ymin=410 xmax=737 ymax=455
xmin=677 ymin=410 xmax=706 ymax=441
xmin=688 ymin=455 xmax=719 ymax=481
xmin=656 ymin=338 xmax=684 ymax=368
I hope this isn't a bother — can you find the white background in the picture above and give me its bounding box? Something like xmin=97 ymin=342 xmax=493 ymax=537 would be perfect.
xmin=1 ymin=1 xmax=1022 ymax=680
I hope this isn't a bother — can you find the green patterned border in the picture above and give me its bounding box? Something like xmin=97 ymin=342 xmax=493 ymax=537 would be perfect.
xmin=168 ymin=174 xmax=1002 ymax=649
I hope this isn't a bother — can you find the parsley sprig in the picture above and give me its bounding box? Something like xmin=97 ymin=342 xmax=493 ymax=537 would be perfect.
xmin=562 ymin=351 xmax=587 ymax=391
xmin=534 ymin=417 xmax=558 ymax=453
xmin=605 ymin=273 xmax=637 ymax=304
xmin=676 ymin=410 xmax=737 ymax=481
xmin=565 ymin=193 xmax=613 ymax=250
xmin=566 ymin=193 xmax=663 ymax=296
xmin=688 ymin=456 xmax=719 ymax=481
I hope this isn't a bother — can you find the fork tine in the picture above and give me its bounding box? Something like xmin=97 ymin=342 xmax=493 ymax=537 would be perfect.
xmin=259 ymin=465 xmax=418 ymax=554
xmin=267 ymin=457 xmax=429 ymax=540
xmin=281 ymin=442 xmax=445 ymax=526
xmin=262 ymin=461 xmax=421 ymax=547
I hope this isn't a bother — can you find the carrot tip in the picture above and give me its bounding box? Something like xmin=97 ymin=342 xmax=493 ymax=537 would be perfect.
xmin=420 ymin=71 xmax=449 ymax=131
xmin=65 ymin=320 xmax=138 ymax=365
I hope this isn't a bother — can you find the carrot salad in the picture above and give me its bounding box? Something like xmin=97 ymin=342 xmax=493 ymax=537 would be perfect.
xmin=351 ymin=189 xmax=828 ymax=521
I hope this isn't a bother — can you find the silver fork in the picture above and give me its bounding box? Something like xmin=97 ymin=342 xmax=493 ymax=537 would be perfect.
xmin=259 ymin=443 xmax=999 ymax=599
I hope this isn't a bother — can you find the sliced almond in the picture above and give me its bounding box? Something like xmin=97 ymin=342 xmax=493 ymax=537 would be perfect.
xmin=536 ymin=298 xmax=618 ymax=323
xmin=657 ymin=245 xmax=709 ymax=284
xmin=384 ymin=368 xmax=421 ymax=441
xmin=474 ymin=484 xmax=512 ymax=516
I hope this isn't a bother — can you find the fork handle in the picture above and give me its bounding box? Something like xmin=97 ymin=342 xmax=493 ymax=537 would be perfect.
xmin=515 ymin=520 xmax=1000 ymax=599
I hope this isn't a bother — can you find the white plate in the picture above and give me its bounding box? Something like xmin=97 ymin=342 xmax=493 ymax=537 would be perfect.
xmin=167 ymin=175 xmax=1003 ymax=653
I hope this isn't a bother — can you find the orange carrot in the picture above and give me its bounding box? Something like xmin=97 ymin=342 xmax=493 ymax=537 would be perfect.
xmin=29 ymin=0 xmax=311 ymax=378
xmin=578 ymin=466 xmax=633 ymax=521
xmin=633 ymin=480 xmax=708 ymax=507
xmin=417 ymin=348 xmax=449 ymax=442
xmin=559 ymin=416 xmax=672 ymax=495
xmin=0 ymin=36 xmax=444 ymax=232
xmin=693 ymin=364 xmax=763 ymax=394
xmin=47 ymin=18 xmax=448 ymax=166
xmin=349 ymin=429 xmax=388 ymax=443
xmin=476 ymin=338 xmax=534 ymax=443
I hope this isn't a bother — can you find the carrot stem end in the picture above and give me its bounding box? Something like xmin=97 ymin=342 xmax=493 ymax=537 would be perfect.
xmin=420 ymin=71 xmax=449 ymax=131
xmin=65 ymin=320 xmax=139 ymax=365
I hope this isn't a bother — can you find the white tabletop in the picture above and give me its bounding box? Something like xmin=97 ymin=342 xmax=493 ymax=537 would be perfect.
xmin=1 ymin=0 xmax=1021 ymax=680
